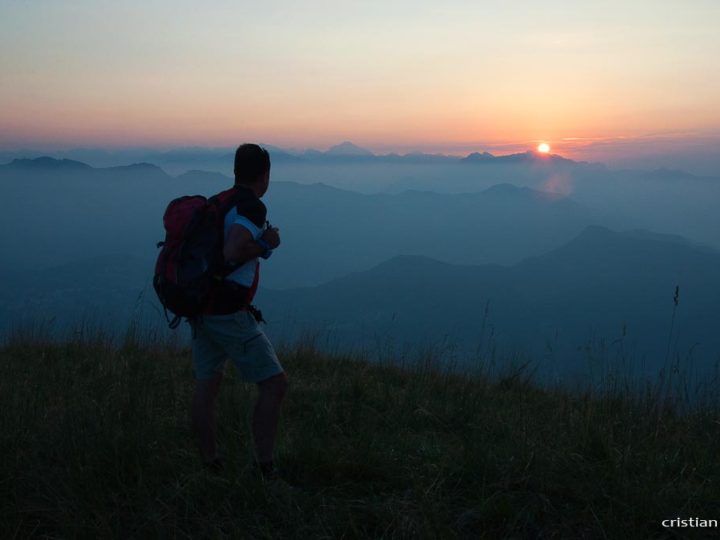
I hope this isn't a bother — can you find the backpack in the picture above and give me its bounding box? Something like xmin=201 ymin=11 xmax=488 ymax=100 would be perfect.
xmin=153 ymin=187 xmax=250 ymax=328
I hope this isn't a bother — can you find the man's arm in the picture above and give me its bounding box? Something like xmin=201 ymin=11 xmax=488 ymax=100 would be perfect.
xmin=223 ymin=224 xmax=281 ymax=265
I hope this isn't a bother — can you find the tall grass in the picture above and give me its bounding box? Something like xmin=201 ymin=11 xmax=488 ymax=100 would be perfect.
xmin=1 ymin=328 xmax=718 ymax=538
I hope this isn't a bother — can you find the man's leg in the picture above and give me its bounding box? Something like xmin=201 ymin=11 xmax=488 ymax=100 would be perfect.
xmin=191 ymin=371 xmax=223 ymax=462
xmin=252 ymin=372 xmax=288 ymax=466
xmin=211 ymin=312 xmax=288 ymax=472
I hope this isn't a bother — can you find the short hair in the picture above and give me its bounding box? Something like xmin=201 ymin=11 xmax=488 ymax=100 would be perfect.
xmin=234 ymin=144 xmax=271 ymax=185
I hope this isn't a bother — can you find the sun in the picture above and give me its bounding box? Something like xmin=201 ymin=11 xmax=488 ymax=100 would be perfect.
xmin=537 ymin=143 xmax=551 ymax=154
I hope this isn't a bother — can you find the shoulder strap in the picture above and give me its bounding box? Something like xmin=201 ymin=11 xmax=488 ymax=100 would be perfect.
xmin=210 ymin=185 xmax=254 ymax=213
xmin=211 ymin=186 xmax=257 ymax=278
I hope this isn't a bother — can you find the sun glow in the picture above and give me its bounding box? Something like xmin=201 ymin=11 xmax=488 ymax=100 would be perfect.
xmin=537 ymin=143 xmax=551 ymax=154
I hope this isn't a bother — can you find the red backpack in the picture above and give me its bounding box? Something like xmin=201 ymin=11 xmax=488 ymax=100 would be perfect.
xmin=153 ymin=187 xmax=250 ymax=328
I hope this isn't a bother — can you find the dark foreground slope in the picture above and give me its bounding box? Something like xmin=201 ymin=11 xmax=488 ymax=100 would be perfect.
xmin=1 ymin=337 xmax=718 ymax=539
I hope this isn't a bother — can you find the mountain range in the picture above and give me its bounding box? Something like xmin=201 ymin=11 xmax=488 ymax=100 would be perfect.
xmin=260 ymin=225 xmax=720 ymax=379
xmin=0 ymin=157 xmax=632 ymax=288
xmin=2 ymin=225 xmax=717 ymax=382
xmin=1 ymin=155 xmax=718 ymax=382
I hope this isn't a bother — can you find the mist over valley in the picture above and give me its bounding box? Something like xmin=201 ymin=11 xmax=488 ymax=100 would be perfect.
xmin=2 ymin=147 xmax=719 ymax=383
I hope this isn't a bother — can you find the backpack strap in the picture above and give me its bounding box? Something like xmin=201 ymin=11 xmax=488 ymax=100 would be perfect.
xmin=211 ymin=186 xmax=261 ymax=278
xmin=163 ymin=304 xmax=182 ymax=329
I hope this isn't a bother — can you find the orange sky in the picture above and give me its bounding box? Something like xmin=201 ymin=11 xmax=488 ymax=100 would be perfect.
xmin=1 ymin=1 xmax=719 ymax=169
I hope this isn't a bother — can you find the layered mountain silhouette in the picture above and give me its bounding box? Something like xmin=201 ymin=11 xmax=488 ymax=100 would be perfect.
xmin=262 ymin=180 xmax=629 ymax=287
xmin=4 ymin=225 xmax=717 ymax=377
xmin=462 ymin=150 xmax=575 ymax=166
xmin=259 ymin=226 xmax=720 ymax=376
xmin=5 ymin=157 xmax=92 ymax=172
xmin=325 ymin=141 xmax=375 ymax=156
xmin=1 ymin=157 xmax=169 ymax=178
xmin=1 ymin=158 xmax=629 ymax=287
xmin=1 ymin=143 xmax=585 ymax=170
xmin=2 ymin=155 xmax=718 ymax=381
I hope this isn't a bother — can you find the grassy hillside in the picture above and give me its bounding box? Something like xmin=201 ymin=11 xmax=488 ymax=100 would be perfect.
xmin=1 ymin=333 xmax=718 ymax=539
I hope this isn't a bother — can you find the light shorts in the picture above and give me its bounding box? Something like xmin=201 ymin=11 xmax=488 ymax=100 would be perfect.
xmin=191 ymin=310 xmax=284 ymax=382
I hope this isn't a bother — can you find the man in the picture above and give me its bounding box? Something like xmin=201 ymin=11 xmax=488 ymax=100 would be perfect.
xmin=190 ymin=143 xmax=288 ymax=482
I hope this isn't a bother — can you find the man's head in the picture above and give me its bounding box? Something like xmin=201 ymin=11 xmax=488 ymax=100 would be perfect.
xmin=234 ymin=143 xmax=271 ymax=196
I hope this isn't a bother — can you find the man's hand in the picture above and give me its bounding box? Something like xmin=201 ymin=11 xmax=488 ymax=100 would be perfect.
xmin=262 ymin=226 xmax=281 ymax=249
xmin=224 ymin=224 xmax=281 ymax=265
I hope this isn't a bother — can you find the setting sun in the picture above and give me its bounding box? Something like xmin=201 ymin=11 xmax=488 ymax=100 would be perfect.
xmin=537 ymin=143 xmax=551 ymax=154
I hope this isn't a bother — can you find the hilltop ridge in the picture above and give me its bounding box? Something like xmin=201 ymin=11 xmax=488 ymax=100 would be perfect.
xmin=1 ymin=337 xmax=717 ymax=538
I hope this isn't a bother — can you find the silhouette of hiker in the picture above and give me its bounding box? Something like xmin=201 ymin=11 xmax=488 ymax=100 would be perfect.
xmin=190 ymin=144 xmax=288 ymax=482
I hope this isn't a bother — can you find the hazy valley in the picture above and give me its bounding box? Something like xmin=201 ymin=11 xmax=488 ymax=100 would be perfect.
xmin=2 ymin=148 xmax=719 ymax=383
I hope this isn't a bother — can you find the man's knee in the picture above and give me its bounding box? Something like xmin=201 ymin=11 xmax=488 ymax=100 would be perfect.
xmin=258 ymin=371 xmax=288 ymax=400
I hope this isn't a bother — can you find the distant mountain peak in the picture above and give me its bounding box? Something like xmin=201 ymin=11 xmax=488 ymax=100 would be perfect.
xmin=462 ymin=150 xmax=576 ymax=165
xmin=325 ymin=141 xmax=374 ymax=156
xmin=548 ymin=224 xmax=711 ymax=258
xmin=107 ymin=162 xmax=166 ymax=173
xmin=463 ymin=151 xmax=495 ymax=162
xmin=5 ymin=156 xmax=91 ymax=171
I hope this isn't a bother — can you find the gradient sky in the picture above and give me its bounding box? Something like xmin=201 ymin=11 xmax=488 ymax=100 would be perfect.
xmin=1 ymin=1 xmax=719 ymax=170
